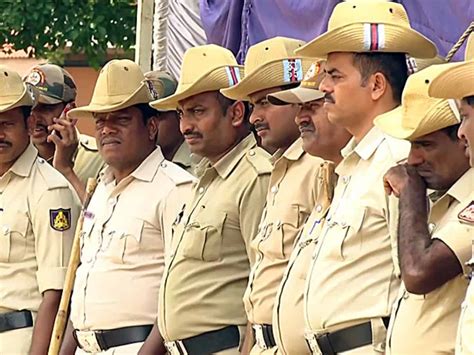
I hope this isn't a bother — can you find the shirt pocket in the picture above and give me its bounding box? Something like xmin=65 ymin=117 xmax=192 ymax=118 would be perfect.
xmin=80 ymin=215 xmax=96 ymax=264
xmin=0 ymin=212 xmax=29 ymax=262
xmin=182 ymin=211 xmax=227 ymax=262
xmin=260 ymin=205 xmax=302 ymax=260
xmin=101 ymin=218 xmax=144 ymax=264
xmin=326 ymin=207 xmax=366 ymax=260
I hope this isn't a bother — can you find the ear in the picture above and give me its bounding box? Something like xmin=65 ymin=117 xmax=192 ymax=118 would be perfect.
xmin=146 ymin=116 xmax=159 ymax=141
xmin=228 ymin=101 xmax=245 ymax=128
xmin=370 ymin=72 xmax=388 ymax=101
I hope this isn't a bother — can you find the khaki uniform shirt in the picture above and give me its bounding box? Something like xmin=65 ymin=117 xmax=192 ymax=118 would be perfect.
xmin=273 ymin=161 xmax=336 ymax=355
xmin=243 ymin=138 xmax=324 ymax=325
xmin=158 ymin=134 xmax=272 ymax=341
xmin=70 ymin=147 xmax=194 ymax=330
xmin=388 ymin=168 xmax=474 ymax=354
xmin=74 ymin=134 xmax=105 ymax=183
xmin=304 ymin=126 xmax=409 ymax=351
xmin=0 ymin=144 xmax=79 ymax=313
xmin=172 ymin=141 xmax=195 ymax=175
xmin=457 ymin=263 xmax=474 ymax=355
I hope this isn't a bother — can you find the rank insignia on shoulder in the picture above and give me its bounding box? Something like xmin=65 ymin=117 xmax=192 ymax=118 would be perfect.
xmin=458 ymin=201 xmax=474 ymax=224
xmin=50 ymin=208 xmax=72 ymax=231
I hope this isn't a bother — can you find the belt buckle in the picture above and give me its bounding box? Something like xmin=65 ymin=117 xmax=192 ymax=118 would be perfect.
xmin=304 ymin=332 xmax=322 ymax=355
xmin=74 ymin=330 xmax=103 ymax=353
xmin=315 ymin=332 xmax=335 ymax=355
xmin=164 ymin=340 xmax=186 ymax=355
xmin=253 ymin=324 xmax=268 ymax=350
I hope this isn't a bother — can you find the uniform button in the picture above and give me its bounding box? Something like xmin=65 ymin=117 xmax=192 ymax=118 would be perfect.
xmin=198 ymin=187 xmax=205 ymax=194
xmin=342 ymin=176 xmax=349 ymax=184
xmin=249 ymin=150 xmax=255 ymax=156
xmin=3 ymin=226 xmax=9 ymax=235
xmin=271 ymin=186 xmax=278 ymax=194
xmin=316 ymin=205 xmax=322 ymax=212
xmin=341 ymin=221 xmax=347 ymax=228
xmin=161 ymin=162 xmax=167 ymax=168
xmin=108 ymin=198 xmax=116 ymax=205
xmin=428 ymin=223 xmax=436 ymax=233
xmin=38 ymin=158 xmax=45 ymax=164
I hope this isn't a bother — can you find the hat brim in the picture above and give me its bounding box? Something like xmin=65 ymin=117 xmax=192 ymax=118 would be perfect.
xmin=375 ymin=100 xmax=459 ymax=140
xmin=150 ymin=65 xmax=244 ymax=111
xmin=38 ymin=94 xmax=63 ymax=105
xmin=428 ymin=61 xmax=474 ymax=99
xmin=295 ymin=23 xmax=437 ymax=59
xmin=0 ymin=87 xmax=35 ymax=113
xmin=221 ymin=58 xmax=313 ymax=101
xmin=268 ymin=86 xmax=324 ymax=105
xmin=68 ymin=83 xmax=152 ymax=120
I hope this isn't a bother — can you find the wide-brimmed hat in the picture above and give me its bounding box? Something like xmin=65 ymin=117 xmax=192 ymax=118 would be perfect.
xmin=267 ymin=60 xmax=326 ymax=105
xmin=295 ymin=0 xmax=437 ymax=59
xmin=375 ymin=64 xmax=460 ymax=140
xmin=221 ymin=37 xmax=313 ymax=100
xmin=68 ymin=59 xmax=153 ymax=120
xmin=144 ymin=71 xmax=178 ymax=112
xmin=150 ymin=45 xmax=243 ymax=111
xmin=24 ymin=63 xmax=77 ymax=104
xmin=428 ymin=60 xmax=474 ymax=99
xmin=0 ymin=65 xmax=36 ymax=113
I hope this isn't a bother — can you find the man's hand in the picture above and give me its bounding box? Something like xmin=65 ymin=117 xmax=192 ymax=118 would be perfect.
xmin=383 ymin=164 xmax=426 ymax=197
xmin=47 ymin=103 xmax=78 ymax=175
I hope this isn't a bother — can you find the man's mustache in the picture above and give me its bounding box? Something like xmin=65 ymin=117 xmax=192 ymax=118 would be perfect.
xmin=324 ymin=93 xmax=335 ymax=104
xmin=0 ymin=140 xmax=12 ymax=147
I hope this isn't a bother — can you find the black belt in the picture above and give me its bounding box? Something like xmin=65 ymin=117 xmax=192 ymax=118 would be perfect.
xmin=314 ymin=318 xmax=389 ymax=355
xmin=74 ymin=324 xmax=153 ymax=351
xmin=252 ymin=323 xmax=276 ymax=349
xmin=0 ymin=310 xmax=33 ymax=333
xmin=173 ymin=325 xmax=240 ymax=354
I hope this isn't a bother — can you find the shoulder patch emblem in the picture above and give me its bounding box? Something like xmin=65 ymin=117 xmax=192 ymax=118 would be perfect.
xmin=50 ymin=208 xmax=72 ymax=231
xmin=458 ymin=201 xmax=474 ymax=224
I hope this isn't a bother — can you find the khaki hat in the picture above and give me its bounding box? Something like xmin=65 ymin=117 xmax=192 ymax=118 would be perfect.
xmin=221 ymin=37 xmax=313 ymax=101
xmin=427 ymin=60 xmax=474 ymax=99
xmin=295 ymin=0 xmax=437 ymax=59
xmin=24 ymin=63 xmax=77 ymax=104
xmin=0 ymin=65 xmax=35 ymax=113
xmin=465 ymin=33 xmax=474 ymax=60
xmin=150 ymin=45 xmax=243 ymax=111
xmin=267 ymin=60 xmax=325 ymax=105
xmin=375 ymin=64 xmax=460 ymax=140
xmin=68 ymin=59 xmax=153 ymax=120
xmin=144 ymin=71 xmax=177 ymax=99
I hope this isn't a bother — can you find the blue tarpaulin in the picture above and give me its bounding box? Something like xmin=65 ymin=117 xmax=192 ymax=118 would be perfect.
xmin=200 ymin=0 xmax=474 ymax=63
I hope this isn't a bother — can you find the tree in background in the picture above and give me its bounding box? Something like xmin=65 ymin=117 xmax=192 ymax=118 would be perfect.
xmin=0 ymin=0 xmax=137 ymax=67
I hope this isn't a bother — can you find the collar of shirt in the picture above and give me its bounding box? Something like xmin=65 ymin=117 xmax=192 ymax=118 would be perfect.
xmin=8 ymin=143 xmax=38 ymax=178
xmin=341 ymin=125 xmax=386 ymax=161
xmin=206 ymin=133 xmax=257 ymax=179
xmin=437 ymin=167 xmax=474 ymax=204
xmin=270 ymin=138 xmax=305 ymax=166
xmin=101 ymin=146 xmax=165 ymax=184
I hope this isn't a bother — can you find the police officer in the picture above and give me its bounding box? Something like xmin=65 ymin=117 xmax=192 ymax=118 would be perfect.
xmin=59 ymin=59 xmax=194 ymax=354
xmin=264 ymin=60 xmax=351 ymax=355
xmin=141 ymin=44 xmax=271 ymax=354
xmin=428 ymin=55 xmax=474 ymax=355
xmin=0 ymin=66 xmax=80 ymax=354
xmin=25 ymin=64 xmax=104 ymax=199
xmin=376 ymin=65 xmax=473 ymax=354
xmin=221 ymin=37 xmax=325 ymax=354
xmin=295 ymin=1 xmax=438 ymax=353
xmin=144 ymin=70 xmax=197 ymax=174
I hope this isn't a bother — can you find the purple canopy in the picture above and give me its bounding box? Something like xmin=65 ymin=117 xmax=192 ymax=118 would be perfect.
xmin=200 ymin=0 xmax=474 ymax=63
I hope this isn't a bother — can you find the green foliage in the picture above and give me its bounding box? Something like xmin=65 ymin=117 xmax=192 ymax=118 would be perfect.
xmin=0 ymin=0 xmax=137 ymax=67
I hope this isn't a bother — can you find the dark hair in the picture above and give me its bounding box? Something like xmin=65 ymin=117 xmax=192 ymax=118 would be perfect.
xmin=134 ymin=103 xmax=158 ymax=124
xmin=440 ymin=123 xmax=460 ymax=141
xmin=216 ymin=93 xmax=236 ymax=115
xmin=463 ymin=95 xmax=474 ymax=107
xmin=352 ymin=52 xmax=408 ymax=104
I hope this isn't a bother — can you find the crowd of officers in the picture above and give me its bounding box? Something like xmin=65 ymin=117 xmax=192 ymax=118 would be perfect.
xmin=0 ymin=1 xmax=473 ymax=354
